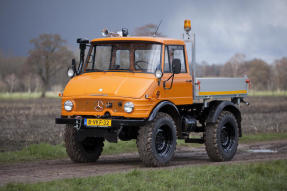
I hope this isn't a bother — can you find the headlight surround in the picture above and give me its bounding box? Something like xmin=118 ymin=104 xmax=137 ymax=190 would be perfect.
xmin=124 ymin=102 xmax=134 ymax=113
xmin=64 ymin=100 xmax=73 ymax=111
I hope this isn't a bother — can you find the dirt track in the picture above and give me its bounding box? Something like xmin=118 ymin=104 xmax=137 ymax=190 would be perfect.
xmin=0 ymin=140 xmax=287 ymax=185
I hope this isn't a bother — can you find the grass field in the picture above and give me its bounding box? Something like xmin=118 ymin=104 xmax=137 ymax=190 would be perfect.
xmin=0 ymin=95 xmax=287 ymax=190
xmin=0 ymin=90 xmax=286 ymax=99
xmin=1 ymin=96 xmax=287 ymax=152
xmin=0 ymin=92 xmax=59 ymax=99
xmin=1 ymin=133 xmax=287 ymax=164
xmin=0 ymin=140 xmax=137 ymax=164
xmin=248 ymin=90 xmax=287 ymax=96
xmin=1 ymin=159 xmax=286 ymax=191
xmin=1 ymin=95 xmax=287 ymax=162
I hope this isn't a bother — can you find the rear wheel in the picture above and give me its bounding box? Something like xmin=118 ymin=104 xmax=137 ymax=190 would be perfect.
xmin=137 ymin=112 xmax=177 ymax=167
xmin=64 ymin=125 xmax=104 ymax=163
xmin=205 ymin=111 xmax=239 ymax=161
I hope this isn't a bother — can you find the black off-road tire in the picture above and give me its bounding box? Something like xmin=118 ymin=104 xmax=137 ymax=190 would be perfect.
xmin=64 ymin=125 xmax=104 ymax=163
xmin=136 ymin=112 xmax=177 ymax=167
xmin=205 ymin=111 xmax=239 ymax=162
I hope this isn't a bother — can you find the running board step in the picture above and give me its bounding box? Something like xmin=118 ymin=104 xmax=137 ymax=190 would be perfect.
xmin=185 ymin=138 xmax=204 ymax=144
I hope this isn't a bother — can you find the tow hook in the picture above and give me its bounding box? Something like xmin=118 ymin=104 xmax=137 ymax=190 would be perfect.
xmin=74 ymin=116 xmax=82 ymax=130
xmin=232 ymin=98 xmax=250 ymax=106
xmin=241 ymin=98 xmax=250 ymax=106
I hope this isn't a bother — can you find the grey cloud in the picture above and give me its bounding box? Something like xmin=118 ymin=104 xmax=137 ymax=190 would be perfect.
xmin=0 ymin=0 xmax=286 ymax=64
xmin=165 ymin=0 xmax=287 ymax=63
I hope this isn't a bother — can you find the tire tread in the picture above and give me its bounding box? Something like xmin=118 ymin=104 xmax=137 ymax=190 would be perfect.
xmin=205 ymin=111 xmax=238 ymax=162
xmin=136 ymin=112 xmax=176 ymax=167
xmin=64 ymin=125 xmax=104 ymax=163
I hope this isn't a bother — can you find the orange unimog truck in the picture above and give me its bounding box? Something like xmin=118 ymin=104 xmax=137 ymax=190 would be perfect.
xmin=56 ymin=20 xmax=249 ymax=167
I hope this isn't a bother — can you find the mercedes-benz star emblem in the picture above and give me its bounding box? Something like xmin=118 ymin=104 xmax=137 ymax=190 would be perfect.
xmin=95 ymin=100 xmax=104 ymax=111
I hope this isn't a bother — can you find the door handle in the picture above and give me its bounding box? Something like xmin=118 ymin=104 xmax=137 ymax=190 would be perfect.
xmin=185 ymin=80 xmax=192 ymax=82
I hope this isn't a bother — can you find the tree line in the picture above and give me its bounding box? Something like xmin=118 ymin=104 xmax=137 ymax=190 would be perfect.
xmin=0 ymin=34 xmax=73 ymax=97
xmin=0 ymin=26 xmax=287 ymax=97
xmin=197 ymin=54 xmax=287 ymax=91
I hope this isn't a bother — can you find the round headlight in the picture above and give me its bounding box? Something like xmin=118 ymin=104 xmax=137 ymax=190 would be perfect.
xmin=67 ymin=68 xmax=75 ymax=78
xmin=124 ymin=102 xmax=134 ymax=113
xmin=155 ymin=69 xmax=163 ymax=79
xmin=64 ymin=100 xmax=73 ymax=111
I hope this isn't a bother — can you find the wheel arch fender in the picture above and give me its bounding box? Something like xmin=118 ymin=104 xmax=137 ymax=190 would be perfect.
xmin=206 ymin=101 xmax=242 ymax=137
xmin=148 ymin=101 xmax=181 ymax=133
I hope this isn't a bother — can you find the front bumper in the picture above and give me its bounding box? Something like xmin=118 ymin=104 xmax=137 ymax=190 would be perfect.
xmin=55 ymin=117 xmax=146 ymax=128
xmin=55 ymin=117 xmax=146 ymax=143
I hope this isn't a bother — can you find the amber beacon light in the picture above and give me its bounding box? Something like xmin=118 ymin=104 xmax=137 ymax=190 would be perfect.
xmin=184 ymin=20 xmax=191 ymax=32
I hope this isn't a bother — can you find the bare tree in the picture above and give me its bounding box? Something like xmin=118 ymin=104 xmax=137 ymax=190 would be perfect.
xmin=274 ymin=57 xmax=287 ymax=90
xmin=4 ymin=73 xmax=18 ymax=93
xmin=0 ymin=50 xmax=26 ymax=91
xmin=0 ymin=80 xmax=7 ymax=92
xmin=23 ymin=73 xmax=34 ymax=93
xmin=133 ymin=24 xmax=164 ymax=36
xmin=27 ymin=34 xmax=74 ymax=97
xmin=245 ymin=59 xmax=271 ymax=90
xmin=221 ymin=54 xmax=246 ymax=77
xmin=197 ymin=61 xmax=222 ymax=77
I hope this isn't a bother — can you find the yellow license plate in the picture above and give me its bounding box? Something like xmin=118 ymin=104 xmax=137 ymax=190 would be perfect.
xmin=85 ymin=119 xmax=112 ymax=128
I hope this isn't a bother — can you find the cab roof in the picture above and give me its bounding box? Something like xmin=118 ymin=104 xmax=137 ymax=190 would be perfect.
xmin=91 ymin=36 xmax=185 ymax=45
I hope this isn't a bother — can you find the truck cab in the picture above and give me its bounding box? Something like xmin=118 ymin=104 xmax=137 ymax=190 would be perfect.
xmin=62 ymin=37 xmax=194 ymax=117
xmin=56 ymin=21 xmax=249 ymax=167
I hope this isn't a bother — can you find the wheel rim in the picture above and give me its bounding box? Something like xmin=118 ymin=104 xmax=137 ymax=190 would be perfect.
xmin=155 ymin=125 xmax=173 ymax=157
xmin=220 ymin=122 xmax=235 ymax=152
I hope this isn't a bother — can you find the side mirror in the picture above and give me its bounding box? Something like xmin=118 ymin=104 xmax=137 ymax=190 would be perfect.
xmin=67 ymin=59 xmax=77 ymax=78
xmin=163 ymin=59 xmax=181 ymax=89
xmin=172 ymin=59 xmax=181 ymax=74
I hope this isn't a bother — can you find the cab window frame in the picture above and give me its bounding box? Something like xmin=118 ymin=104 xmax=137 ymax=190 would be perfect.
xmin=84 ymin=41 xmax=163 ymax=74
xmin=163 ymin=45 xmax=187 ymax=73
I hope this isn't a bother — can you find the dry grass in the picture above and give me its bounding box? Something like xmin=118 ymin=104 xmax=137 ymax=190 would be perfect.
xmin=241 ymin=96 xmax=287 ymax=134
xmin=0 ymin=96 xmax=286 ymax=152
xmin=0 ymin=98 xmax=63 ymax=151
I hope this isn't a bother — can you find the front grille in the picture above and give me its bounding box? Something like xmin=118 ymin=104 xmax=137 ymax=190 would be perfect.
xmin=75 ymin=99 xmax=123 ymax=113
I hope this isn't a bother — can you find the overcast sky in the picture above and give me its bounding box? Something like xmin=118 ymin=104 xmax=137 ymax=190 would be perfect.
xmin=1 ymin=0 xmax=286 ymax=64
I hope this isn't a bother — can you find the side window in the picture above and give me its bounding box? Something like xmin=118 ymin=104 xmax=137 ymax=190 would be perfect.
xmin=115 ymin=50 xmax=130 ymax=70
xmin=164 ymin=47 xmax=171 ymax=73
xmin=168 ymin=46 xmax=187 ymax=73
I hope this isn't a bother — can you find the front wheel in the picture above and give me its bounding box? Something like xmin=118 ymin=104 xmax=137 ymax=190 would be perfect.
xmin=137 ymin=112 xmax=177 ymax=167
xmin=64 ymin=125 xmax=104 ymax=163
xmin=205 ymin=111 xmax=239 ymax=162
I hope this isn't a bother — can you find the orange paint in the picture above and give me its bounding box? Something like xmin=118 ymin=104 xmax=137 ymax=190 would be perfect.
xmin=61 ymin=37 xmax=194 ymax=118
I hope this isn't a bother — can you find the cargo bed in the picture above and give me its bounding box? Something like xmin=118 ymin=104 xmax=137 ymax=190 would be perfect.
xmin=194 ymin=77 xmax=249 ymax=99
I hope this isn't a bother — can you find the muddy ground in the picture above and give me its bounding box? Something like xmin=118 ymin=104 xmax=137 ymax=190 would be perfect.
xmin=0 ymin=140 xmax=286 ymax=185
xmin=0 ymin=96 xmax=287 ymax=151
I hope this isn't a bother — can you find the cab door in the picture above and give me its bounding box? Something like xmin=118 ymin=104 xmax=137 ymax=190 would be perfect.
xmin=160 ymin=45 xmax=193 ymax=105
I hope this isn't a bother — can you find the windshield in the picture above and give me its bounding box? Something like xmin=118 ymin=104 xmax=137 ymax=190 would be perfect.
xmin=84 ymin=42 xmax=162 ymax=73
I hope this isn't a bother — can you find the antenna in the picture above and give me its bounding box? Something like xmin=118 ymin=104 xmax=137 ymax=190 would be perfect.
xmin=153 ymin=20 xmax=163 ymax=37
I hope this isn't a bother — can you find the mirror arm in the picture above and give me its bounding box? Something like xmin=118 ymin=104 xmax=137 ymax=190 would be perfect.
xmin=71 ymin=58 xmax=78 ymax=76
xmin=163 ymin=73 xmax=175 ymax=90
